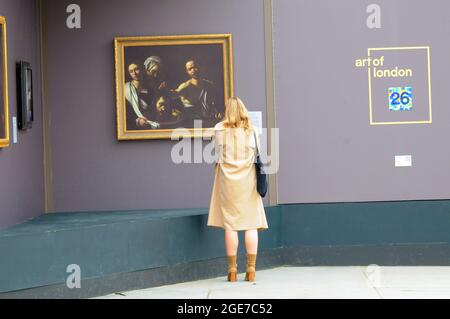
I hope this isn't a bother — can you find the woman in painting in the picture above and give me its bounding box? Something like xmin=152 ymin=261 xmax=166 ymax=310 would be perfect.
xmin=207 ymin=97 xmax=268 ymax=282
xmin=124 ymin=62 xmax=160 ymax=130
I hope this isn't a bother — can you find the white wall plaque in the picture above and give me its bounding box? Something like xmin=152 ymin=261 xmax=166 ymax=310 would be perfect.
xmin=395 ymin=155 xmax=412 ymax=167
xmin=248 ymin=111 xmax=262 ymax=135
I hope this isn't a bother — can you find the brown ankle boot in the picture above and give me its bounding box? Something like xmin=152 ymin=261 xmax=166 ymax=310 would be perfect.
xmin=227 ymin=255 xmax=237 ymax=282
xmin=245 ymin=254 xmax=257 ymax=282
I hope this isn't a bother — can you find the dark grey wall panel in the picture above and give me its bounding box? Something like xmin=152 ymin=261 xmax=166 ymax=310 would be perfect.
xmin=42 ymin=0 xmax=268 ymax=213
xmin=1 ymin=204 xmax=448 ymax=295
xmin=281 ymin=201 xmax=450 ymax=246
xmin=0 ymin=0 xmax=44 ymax=229
xmin=0 ymin=207 xmax=280 ymax=292
xmin=274 ymin=0 xmax=450 ymax=203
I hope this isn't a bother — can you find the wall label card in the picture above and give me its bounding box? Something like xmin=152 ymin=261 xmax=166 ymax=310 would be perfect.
xmin=248 ymin=111 xmax=262 ymax=135
xmin=395 ymin=155 xmax=412 ymax=167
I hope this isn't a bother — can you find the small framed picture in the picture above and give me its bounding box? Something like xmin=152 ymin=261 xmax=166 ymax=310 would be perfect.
xmin=16 ymin=61 xmax=33 ymax=130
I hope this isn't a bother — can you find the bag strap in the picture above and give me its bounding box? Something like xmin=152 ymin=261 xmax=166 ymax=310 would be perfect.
xmin=252 ymin=130 xmax=260 ymax=156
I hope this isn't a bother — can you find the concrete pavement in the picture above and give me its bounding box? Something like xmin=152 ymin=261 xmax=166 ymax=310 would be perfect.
xmin=96 ymin=266 xmax=450 ymax=299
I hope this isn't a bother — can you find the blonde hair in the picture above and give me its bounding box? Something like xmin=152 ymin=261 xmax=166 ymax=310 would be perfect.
xmin=222 ymin=97 xmax=253 ymax=133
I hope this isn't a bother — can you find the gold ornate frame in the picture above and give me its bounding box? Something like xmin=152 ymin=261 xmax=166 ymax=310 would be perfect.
xmin=114 ymin=34 xmax=234 ymax=140
xmin=0 ymin=16 xmax=9 ymax=148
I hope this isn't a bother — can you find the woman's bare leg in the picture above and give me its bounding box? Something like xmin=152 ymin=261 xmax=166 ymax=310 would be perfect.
xmin=225 ymin=230 xmax=239 ymax=256
xmin=244 ymin=230 xmax=258 ymax=255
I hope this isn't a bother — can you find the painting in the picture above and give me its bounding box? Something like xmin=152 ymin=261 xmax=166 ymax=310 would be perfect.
xmin=114 ymin=34 xmax=233 ymax=140
xmin=0 ymin=16 xmax=9 ymax=148
xmin=16 ymin=61 xmax=33 ymax=130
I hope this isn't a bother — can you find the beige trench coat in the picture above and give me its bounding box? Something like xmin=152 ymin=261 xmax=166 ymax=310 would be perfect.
xmin=207 ymin=122 xmax=268 ymax=231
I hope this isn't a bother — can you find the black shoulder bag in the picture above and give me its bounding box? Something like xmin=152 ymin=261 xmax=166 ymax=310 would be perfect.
xmin=253 ymin=131 xmax=268 ymax=197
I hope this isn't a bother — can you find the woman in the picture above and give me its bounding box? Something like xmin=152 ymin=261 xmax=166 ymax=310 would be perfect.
xmin=124 ymin=62 xmax=160 ymax=130
xmin=207 ymin=97 xmax=268 ymax=282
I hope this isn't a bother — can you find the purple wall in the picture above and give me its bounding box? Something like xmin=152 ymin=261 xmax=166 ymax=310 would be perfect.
xmin=274 ymin=0 xmax=450 ymax=204
xmin=0 ymin=0 xmax=44 ymax=229
xmin=42 ymin=0 xmax=268 ymax=212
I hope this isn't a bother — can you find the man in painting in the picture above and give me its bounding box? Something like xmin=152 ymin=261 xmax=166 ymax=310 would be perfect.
xmin=124 ymin=62 xmax=160 ymax=130
xmin=174 ymin=57 xmax=222 ymax=127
